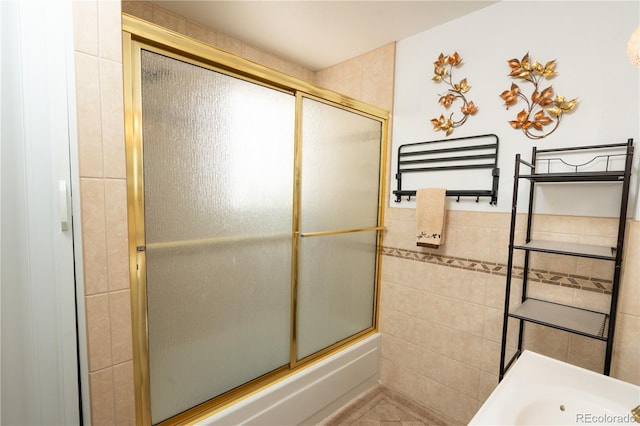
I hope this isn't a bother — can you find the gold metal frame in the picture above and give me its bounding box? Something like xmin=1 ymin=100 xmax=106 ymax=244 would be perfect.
xmin=499 ymin=52 xmax=578 ymax=140
xmin=122 ymin=14 xmax=388 ymax=426
xmin=430 ymin=51 xmax=478 ymax=136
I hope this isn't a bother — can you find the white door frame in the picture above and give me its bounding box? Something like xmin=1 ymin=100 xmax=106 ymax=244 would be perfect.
xmin=0 ymin=0 xmax=89 ymax=423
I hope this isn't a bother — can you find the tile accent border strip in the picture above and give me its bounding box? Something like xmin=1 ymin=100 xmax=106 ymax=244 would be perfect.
xmin=381 ymin=246 xmax=613 ymax=294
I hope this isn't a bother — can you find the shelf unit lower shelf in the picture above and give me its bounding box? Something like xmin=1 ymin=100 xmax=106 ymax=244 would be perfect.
xmin=513 ymin=240 xmax=617 ymax=260
xmin=509 ymin=298 xmax=609 ymax=341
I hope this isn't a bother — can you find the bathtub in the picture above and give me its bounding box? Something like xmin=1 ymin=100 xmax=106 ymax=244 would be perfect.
xmin=470 ymin=350 xmax=640 ymax=425
xmin=195 ymin=333 xmax=380 ymax=425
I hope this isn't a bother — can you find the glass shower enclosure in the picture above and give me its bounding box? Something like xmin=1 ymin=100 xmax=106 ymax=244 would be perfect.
xmin=123 ymin=16 xmax=387 ymax=425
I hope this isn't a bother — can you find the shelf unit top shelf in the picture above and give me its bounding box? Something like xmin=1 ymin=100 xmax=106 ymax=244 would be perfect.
xmin=519 ymin=170 xmax=626 ymax=183
xmin=509 ymin=299 xmax=609 ymax=340
xmin=513 ymin=240 xmax=617 ymax=260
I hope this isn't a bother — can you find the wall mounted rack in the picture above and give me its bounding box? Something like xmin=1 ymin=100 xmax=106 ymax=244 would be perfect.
xmin=393 ymin=134 xmax=500 ymax=204
xmin=499 ymin=139 xmax=634 ymax=380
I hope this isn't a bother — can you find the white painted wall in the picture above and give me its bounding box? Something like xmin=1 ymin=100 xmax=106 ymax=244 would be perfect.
xmin=391 ymin=1 xmax=639 ymax=218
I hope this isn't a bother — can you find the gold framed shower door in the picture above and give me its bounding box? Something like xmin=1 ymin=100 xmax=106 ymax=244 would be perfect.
xmin=122 ymin=14 xmax=389 ymax=426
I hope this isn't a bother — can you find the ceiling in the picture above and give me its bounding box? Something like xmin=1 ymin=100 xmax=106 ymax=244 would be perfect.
xmin=148 ymin=1 xmax=498 ymax=71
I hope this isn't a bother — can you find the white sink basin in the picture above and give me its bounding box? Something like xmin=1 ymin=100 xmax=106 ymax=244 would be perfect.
xmin=470 ymin=350 xmax=640 ymax=425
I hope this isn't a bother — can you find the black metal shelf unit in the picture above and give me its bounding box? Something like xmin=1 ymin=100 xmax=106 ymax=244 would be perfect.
xmin=499 ymin=139 xmax=634 ymax=380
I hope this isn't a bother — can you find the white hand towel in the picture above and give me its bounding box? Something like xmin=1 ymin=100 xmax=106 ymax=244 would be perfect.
xmin=416 ymin=188 xmax=446 ymax=247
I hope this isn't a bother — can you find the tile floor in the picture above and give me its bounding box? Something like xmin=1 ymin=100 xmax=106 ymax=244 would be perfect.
xmin=319 ymin=384 xmax=455 ymax=426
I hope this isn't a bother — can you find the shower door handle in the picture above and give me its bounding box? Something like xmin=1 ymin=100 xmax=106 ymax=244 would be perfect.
xmin=298 ymin=226 xmax=385 ymax=238
xmin=59 ymin=180 xmax=69 ymax=232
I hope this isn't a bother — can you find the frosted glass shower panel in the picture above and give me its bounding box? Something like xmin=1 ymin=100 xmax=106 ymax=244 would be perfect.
xmin=140 ymin=50 xmax=294 ymax=423
xmin=297 ymin=231 xmax=378 ymax=360
xmin=297 ymin=98 xmax=382 ymax=360
xmin=300 ymin=98 xmax=382 ymax=232
xmin=141 ymin=51 xmax=295 ymax=242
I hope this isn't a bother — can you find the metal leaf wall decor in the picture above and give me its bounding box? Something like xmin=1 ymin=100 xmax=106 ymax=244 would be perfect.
xmin=430 ymin=52 xmax=478 ymax=136
xmin=500 ymin=53 xmax=578 ymax=140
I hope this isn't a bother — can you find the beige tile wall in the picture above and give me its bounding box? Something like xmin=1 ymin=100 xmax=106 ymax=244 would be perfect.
xmin=73 ymin=0 xmax=135 ymax=424
xmin=315 ymin=44 xmax=396 ymax=112
xmin=74 ymin=1 xmax=638 ymax=425
xmin=614 ymin=220 xmax=640 ymax=383
xmin=380 ymin=209 xmax=640 ymax=424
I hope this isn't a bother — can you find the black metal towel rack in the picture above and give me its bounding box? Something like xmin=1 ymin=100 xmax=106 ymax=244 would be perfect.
xmin=393 ymin=133 xmax=500 ymax=204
